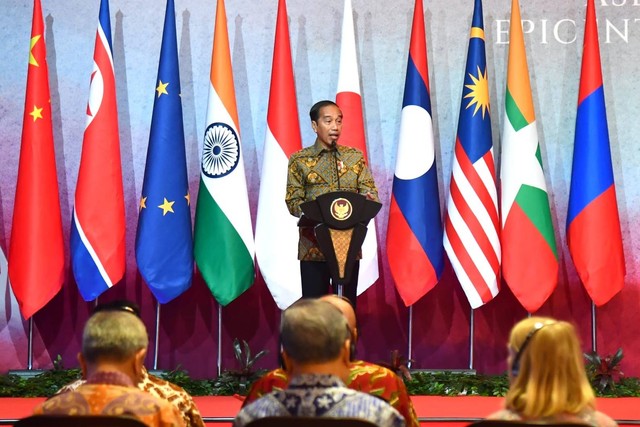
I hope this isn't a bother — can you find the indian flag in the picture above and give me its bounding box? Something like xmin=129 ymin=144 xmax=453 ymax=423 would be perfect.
xmin=194 ymin=0 xmax=255 ymax=306
xmin=500 ymin=0 xmax=558 ymax=313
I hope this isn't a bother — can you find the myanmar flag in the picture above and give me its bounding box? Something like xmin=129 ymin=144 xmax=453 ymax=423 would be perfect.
xmin=193 ymin=0 xmax=255 ymax=306
xmin=500 ymin=0 xmax=558 ymax=312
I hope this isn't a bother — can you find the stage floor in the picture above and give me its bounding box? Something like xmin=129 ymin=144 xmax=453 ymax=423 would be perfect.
xmin=0 ymin=396 xmax=638 ymax=426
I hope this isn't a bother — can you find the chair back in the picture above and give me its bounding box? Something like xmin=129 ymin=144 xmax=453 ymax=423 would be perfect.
xmin=14 ymin=414 xmax=150 ymax=427
xmin=469 ymin=420 xmax=592 ymax=427
xmin=245 ymin=416 xmax=379 ymax=427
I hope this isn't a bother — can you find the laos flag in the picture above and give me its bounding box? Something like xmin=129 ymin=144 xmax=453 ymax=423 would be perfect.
xmin=567 ymin=0 xmax=625 ymax=306
xmin=387 ymin=0 xmax=443 ymax=307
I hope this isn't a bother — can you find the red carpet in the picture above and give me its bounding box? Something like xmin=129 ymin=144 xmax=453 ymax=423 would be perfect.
xmin=1 ymin=396 xmax=637 ymax=426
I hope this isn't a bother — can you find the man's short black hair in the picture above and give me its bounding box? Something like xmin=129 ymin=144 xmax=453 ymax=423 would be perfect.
xmin=93 ymin=300 xmax=141 ymax=318
xmin=309 ymin=100 xmax=340 ymax=122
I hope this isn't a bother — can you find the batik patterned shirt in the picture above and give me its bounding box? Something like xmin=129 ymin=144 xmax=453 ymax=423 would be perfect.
xmin=242 ymin=361 xmax=419 ymax=427
xmin=57 ymin=367 xmax=204 ymax=427
xmin=35 ymin=371 xmax=184 ymax=427
xmin=234 ymin=373 xmax=405 ymax=427
xmin=286 ymin=140 xmax=379 ymax=261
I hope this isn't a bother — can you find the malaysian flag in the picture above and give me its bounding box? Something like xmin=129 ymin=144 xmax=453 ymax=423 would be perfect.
xmin=443 ymin=0 xmax=500 ymax=309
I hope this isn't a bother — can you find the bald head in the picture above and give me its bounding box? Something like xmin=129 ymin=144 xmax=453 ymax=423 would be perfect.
xmin=320 ymin=295 xmax=357 ymax=340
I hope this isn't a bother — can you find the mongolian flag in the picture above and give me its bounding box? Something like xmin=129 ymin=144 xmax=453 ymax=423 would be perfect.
xmin=567 ymin=0 xmax=625 ymax=306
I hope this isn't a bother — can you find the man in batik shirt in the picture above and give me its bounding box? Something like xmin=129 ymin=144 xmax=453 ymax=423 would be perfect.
xmin=234 ymin=299 xmax=405 ymax=427
xmin=285 ymin=100 xmax=379 ymax=307
xmin=56 ymin=301 xmax=204 ymax=427
xmin=242 ymin=295 xmax=420 ymax=427
xmin=34 ymin=310 xmax=184 ymax=427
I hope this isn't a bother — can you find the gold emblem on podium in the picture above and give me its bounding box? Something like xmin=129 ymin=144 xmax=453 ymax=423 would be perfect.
xmin=330 ymin=198 xmax=352 ymax=221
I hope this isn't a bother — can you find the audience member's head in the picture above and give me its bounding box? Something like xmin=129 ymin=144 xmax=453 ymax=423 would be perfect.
xmin=280 ymin=299 xmax=351 ymax=380
xmin=319 ymin=294 xmax=358 ymax=341
xmin=79 ymin=310 xmax=149 ymax=384
xmin=93 ymin=299 xmax=142 ymax=318
xmin=505 ymin=316 xmax=595 ymax=418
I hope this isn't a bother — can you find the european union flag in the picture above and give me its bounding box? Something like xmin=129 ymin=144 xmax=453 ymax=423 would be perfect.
xmin=135 ymin=0 xmax=193 ymax=303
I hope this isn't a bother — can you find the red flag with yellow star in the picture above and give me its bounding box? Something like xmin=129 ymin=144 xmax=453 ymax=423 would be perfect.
xmin=9 ymin=0 xmax=65 ymax=319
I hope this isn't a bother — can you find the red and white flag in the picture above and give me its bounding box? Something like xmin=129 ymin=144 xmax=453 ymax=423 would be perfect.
xmin=255 ymin=0 xmax=303 ymax=309
xmin=336 ymin=0 xmax=379 ymax=295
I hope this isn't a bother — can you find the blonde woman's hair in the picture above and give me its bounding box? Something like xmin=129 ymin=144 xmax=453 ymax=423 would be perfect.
xmin=505 ymin=316 xmax=595 ymax=418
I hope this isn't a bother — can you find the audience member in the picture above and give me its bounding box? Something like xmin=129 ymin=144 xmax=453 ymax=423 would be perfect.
xmin=243 ymin=295 xmax=419 ymax=427
xmin=487 ymin=317 xmax=617 ymax=427
xmin=234 ymin=299 xmax=405 ymax=427
xmin=34 ymin=310 xmax=184 ymax=427
xmin=57 ymin=301 xmax=204 ymax=427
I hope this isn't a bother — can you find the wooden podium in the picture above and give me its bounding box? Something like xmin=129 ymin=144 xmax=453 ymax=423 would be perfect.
xmin=299 ymin=191 xmax=381 ymax=288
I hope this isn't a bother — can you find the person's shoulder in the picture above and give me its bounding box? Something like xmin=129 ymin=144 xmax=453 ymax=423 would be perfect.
xmin=143 ymin=372 xmax=194 ymax=401
xmin=485 ymin=409 xmax=521 ymax=420
xmin=593 ymin=410 xmax=618 ymax=427
xmin=349 ymin=360 xmax=403 ymax=383
xmin=291 ymin=144 xmax=318 ymax=158
xmin=337 ymin=145 xmax=363 ymax=155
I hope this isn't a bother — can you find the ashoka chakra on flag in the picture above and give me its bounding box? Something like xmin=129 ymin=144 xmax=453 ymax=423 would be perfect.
xmin=202 ymin=122 xmax=240 ymax=178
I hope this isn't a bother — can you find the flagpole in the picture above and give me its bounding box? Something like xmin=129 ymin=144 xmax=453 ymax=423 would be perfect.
xmin=407 ymin=306 xmax=413 ymax=367
xmin=27 ymin=317 xmax=34 ymax=370
xmin=591 ymin=302 xmax=597 ymax=353
xmin=217 ymin=305 xmax=222 ymax=376
xmin=468 ymin=308 xmax=474 ymax=370
xmin=153 ymin=302 xmax=161 ymax=370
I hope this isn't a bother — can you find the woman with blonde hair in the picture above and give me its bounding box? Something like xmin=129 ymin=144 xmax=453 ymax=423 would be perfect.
xmin=487 ymin=317 xmax=617 ymax=427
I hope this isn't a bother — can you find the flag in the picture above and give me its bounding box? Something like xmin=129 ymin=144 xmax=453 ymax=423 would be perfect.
xmin=135 ymin=0 xmax=193 ymax=303
xmin=387 ymin=0 xmax=443 ymax=307
xmin=443 ymin=0 xmax=500 ymax=309
xmin=336 ymin=0 xmax=379 ymax=295
xmin=567 ymin=0 xmax=625 ymax=306
xmin=255 ymin=0 xmax=302 ymax=309
xmin=70 ymin=0 xmax=126 ymax=301
xmin=8 ymin=0 xmax=65 ymax=319
xmin=0 ymin=247 xmax=7 ymax=296
xmin=194 ymin=0 xmax=255 ymax=306
xmin=500 ymin=0 xmax=558 ymax=313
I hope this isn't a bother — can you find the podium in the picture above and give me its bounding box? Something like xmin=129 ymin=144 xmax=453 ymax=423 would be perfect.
xmin=299 ymin=191 xmax=381 ymax=289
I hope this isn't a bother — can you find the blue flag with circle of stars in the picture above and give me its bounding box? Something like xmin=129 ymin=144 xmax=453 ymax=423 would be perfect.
xmin=135 ymin=0 xmax=193 ymax=303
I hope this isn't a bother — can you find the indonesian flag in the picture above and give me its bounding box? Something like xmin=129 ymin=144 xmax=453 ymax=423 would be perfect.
xmin=255 ymin=0 xmax=303 ymax=309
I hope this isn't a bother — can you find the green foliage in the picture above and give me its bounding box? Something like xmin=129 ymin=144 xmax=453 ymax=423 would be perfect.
xmin=211 ymin=338 xmax=268 ymax=395
xmin=0 ymin=355 xmax=81 ymax=398
xmin=1 ymin=349 xmax=640 ymax=398
xmin=161 ymin=367 xmax=214 ymax=396
xmin=585 ymin=348 xmax=625 ymax=395
xmin=406 ymin=371 xmax=510 ymax=397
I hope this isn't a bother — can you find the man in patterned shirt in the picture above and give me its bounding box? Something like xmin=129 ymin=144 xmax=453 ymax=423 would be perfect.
xmin=286 ymin=100 xmax=379 ymax=307
xmin=56 ymin=301 xmax=205 ymax=427
xmin=34 ymin=310 xmax=184 ymax=427
xmin=234 ymin=299 xmax=405 ymax=427
xmin=242 ymin=295 xmax=420 ymax=427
